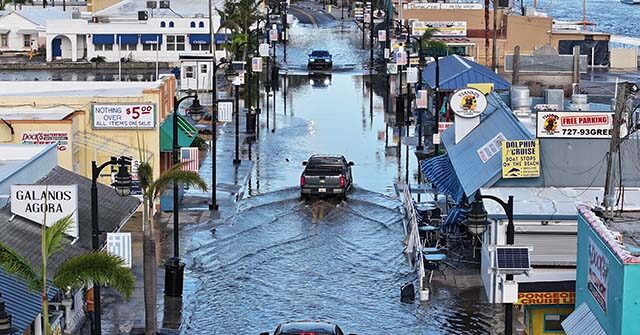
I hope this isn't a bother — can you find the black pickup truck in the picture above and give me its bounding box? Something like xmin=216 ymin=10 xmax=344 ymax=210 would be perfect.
xmin=300 ymin=155 xmax=354 ymax=200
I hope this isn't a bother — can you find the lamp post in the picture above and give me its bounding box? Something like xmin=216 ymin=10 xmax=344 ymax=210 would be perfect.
xmin=91 ymin=156 xmax=132 ymax=335
xmin=165 ymin=93 xmax=203 ymax=298
xmin=232 ymin=76 xmax=242 ymax=165
xmin=467 ymin=194 xmax=515 ymax=335
xmin=416 ymin=54 xmax=426 ymax=151
xmin=282 ymin=1 xmax=288 ymax=63
xmin=209 ymin=58 xmax=230 ymax=211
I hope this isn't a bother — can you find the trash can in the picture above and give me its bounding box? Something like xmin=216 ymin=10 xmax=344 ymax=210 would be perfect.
xmin=164 ymin=257 xmax=185 ymax=297
xmin=246 ymin=108 xmax=257 ymax=134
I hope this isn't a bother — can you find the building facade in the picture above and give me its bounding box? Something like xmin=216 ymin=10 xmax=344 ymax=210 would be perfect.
xmin=0 ymin=7 xmax=71 ymax=52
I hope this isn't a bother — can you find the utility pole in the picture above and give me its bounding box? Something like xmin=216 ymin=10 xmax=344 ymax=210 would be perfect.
xmin=512 ymin=46 xmax=520 ymax=85
xmin=492 ymin=0 xmax=498 ymax=71
xmin=604 ymin=82 xmax=628 ymax=216
xmin=484 ymin=0 xmax=490 ymax=66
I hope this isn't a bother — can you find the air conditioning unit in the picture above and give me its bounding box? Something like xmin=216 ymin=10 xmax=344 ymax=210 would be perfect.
xmin=146 ymin=1 xmax=157 ymax=8
xmin=159 ymin=0 xmax=170 ymax=8
xmin=138 ymin=10 xmax=149 ymax=21
xmin=194 ymin=13 xmax=204 ymax=18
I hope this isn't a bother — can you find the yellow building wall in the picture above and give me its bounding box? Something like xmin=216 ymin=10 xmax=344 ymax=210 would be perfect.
xmin=524 ymin=305 xmax=574 ymax=335
xmin=87 ymin=0 xmax=122 ymax=13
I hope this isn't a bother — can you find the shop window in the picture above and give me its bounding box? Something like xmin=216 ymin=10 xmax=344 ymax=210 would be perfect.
xmin=185 ymin=66 xmax=194 ymax=78
xmin=166 ymin=35 xmax=185 ymax=51
xmin=143 ymin=43 xmax=159 ymax=51
xmin=544 ymin=314 xmax=568 ymax=332
xmin=160 ymin=21 xmax=166 ymax=28
xmin=200 ymin=64 xmax=207 ymax=73
xmin=169 ymin=21 xmax=175 ymax=28
xmin=198 ymin=22 xmax=205 ymax=28
xmin=95 ymin=43 xmax=113 ymax=51
xmin=190 ymin=21 xmax=196 ymax=28
xmin=191 ymin=43 xmax=209 ymax=51
xmin=23 ymin=34 xmax=31 ymax=48
xmin=120 ymin=43 xmax=137 ymax=51
xmin=1 ymin=34 xmax=7 ymax=47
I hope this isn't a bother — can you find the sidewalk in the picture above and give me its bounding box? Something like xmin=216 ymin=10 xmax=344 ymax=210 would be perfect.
xmin=88 ymin=98 xmax=255 ymax=334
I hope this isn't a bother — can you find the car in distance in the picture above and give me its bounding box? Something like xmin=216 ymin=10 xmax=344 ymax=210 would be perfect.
xmin=300 ymin=155 xmax=354 ymax=200
xmin=307 ymin=50 xmax=333 ymax=70
xmin=259 ymin=320 xmax=357 ymax=335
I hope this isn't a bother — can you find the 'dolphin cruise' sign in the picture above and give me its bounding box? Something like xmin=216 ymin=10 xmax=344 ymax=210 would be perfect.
xmin=10 ymin=185 xmax=79 ymax=238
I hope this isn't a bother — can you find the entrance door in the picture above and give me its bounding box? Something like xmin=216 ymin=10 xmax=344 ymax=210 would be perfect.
xmin=52 ymin=38 xmax=62 ymax=58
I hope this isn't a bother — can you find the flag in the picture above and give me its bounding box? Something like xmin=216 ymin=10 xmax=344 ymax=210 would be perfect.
xmin=416 ymin=90 xmax=429 ymax=109
xmin=180 ymin=147 xmax=200 ymax=172
xmin=252 ymin=57 xmax=263 ymax=72
xmin=396 ymin=51 xmax=407 ymax=66
xmin=107 ymin=233 xmax=132 ymax=268
xmin=378 ymin=30 xmax=387 ymax=42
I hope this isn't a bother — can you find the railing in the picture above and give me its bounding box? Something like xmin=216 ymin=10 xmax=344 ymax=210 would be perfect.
xmin=401 ymin=182 xmax=428 ymax=300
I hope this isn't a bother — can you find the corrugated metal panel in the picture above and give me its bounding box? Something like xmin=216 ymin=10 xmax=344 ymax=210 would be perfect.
xmin=0 ymin=270 xmax=58 ymax=334
xmin=421 ymin=54 xmax=511 ymax=91
xmin=420 ymin=155 xmax=465 ymax=203
xmin=515 ymin=233 xmax=577 ymax=266
xmin=562 ymin=302 xmax=606 ymax=335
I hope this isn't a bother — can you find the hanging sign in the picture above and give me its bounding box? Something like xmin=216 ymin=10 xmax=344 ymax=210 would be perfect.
xmin=406 ymin=67 xmax=418 ymax=84
xmin=536 ymin=112 xmax=614 ymax=138
xmin=259 ymin=43 xmax=270 ymax=57
xmin=416 ymin=90 xmax=429 ymax=108
xmin=107 ymin=233 xmax=132 ymax=268
xmin=588 ymin=238 xmax=609 ymax=312
xmin=378 ymin=29 xmax=387 ymax=42
xmin=252 ymin=57 xmax=263 ymax=72
xmin=92 ymin=104 xmax=156 ymax=129
xmin=217 ymin=100 xmax=233 ymax=122
xmin=10 ymin=185 xmax=79 ymax=238
xmin=450 ymin=88 xmax=488 ymax=118
xmin=21 ymin=131 xmax=69 ymax=151
xmin=501 ymin=139 xmax=540 ymax=178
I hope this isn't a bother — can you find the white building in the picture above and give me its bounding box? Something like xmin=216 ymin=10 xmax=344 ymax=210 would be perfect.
xmin=0 ymin=7 xmax=71 ymax=52
xmin=45 ymin=0 xmax=228 ymax=62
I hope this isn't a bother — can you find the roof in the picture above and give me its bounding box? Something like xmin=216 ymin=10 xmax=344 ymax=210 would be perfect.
xmin=440 ymin=92 xmax=535 ymax=197
xmin=0 ymin=107 xmax=76 ymax=121
xmin=95 ymin=0 xmax=225 ymax=18
xmin=0 ymin=81 xmax=162 ymax=98
xmin=421 ymin=54 xmax=511 ymax=91
xmin=562 ymin=302 xmax=606 ymax=335
xmin=10 ymin=7 xmax=72 ymax=27
xmin=0 ymin=145 xmax=54 ymax=182
xmin=0 ymin=167 xmax=140 ymax=275
xmin=579 ymin=205 xmax=640 ymax=265
xmin=0 ymin=270 xmax=58 ymax=334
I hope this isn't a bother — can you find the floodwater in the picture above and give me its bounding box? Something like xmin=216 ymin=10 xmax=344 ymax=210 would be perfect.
xmin=179 ymin=16 xmax=499 ymax=334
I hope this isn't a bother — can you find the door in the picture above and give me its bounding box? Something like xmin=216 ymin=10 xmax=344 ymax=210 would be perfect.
xmin=52 ymin=38 xmax=62 ymax=58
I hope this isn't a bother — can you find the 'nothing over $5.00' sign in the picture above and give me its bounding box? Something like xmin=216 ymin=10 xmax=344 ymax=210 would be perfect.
xmin=92 ymin=104 xmax=156 ymax=129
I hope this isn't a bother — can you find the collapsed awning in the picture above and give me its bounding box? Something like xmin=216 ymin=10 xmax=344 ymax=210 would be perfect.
xmin=189 ymin=33 xmax=211 ymax=45
xmin=92 ymin=34 xmax=114 ymax=44
xmin=420 ymin=154 xmax=465 ymax=203
xmin=141 ymin=34 xmax=163 ymax=45
xmin=160 ymin=114 xmax=198 ymax=152
xmin=561 ymin=302 xmax=606 ymax=335
xmin=117 ymin=34 xmax=139 ymax=44
xmin=214 ymin=33 xmax=231 ymax=44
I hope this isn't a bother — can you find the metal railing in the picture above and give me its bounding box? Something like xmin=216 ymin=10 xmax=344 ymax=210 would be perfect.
xmin=400 ymin=183 xmax=427 ymax=298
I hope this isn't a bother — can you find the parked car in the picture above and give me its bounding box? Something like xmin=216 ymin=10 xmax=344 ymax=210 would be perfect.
xmin=307 ymin=50 xmax=333 ymax=70
xmin=259 ymin=320 xmax=357 ymax=335
xmin=300 ymin=154 xmax=354 ymax=200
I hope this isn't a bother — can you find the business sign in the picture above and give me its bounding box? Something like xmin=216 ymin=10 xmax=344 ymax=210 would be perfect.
xmin=516 ymin=292 xmax=575 ymax=305
xmin=21 ymin=131 xmax=69 ymax=151
xmin=92 ymin=104 xmax=156 ymax=129
xmin=378 ymin=29 xmax=387 ymax=42
xmin=438 ymin=122 xmax=453 ymax=133
xmin=450 ymin=88 xmax=488 ymax=118
xmin=10 ymin=185 xmax=79 ymax=238
xmin=412 ymin=21 xmax=467 ymax=37
xmin=501 ymin=139 xmax=540 ymax=178
xmin=405 ymin=2 xmax=440 ymax=9
xmin=588 ymin=238 xmax=609 ymax=312
xmin=477 ymin=132 xmax=506 ymax=163
xmin=107 ymin=233 xmax=132 ymax=268
xmin=252 ymin=57 xmax=263 ymax=72
xmin=217 ymin=100 xmax=233 ymax=122
xmin=536 ymin=112 xmax=614 ymax=138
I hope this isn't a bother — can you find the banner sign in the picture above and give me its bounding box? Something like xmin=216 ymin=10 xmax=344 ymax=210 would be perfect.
xmin=259 ymin=43 xmax=270 ymax=57
xmin=406 ymin=67 xmax=418 ymax=84
xmin=92 ymin=104 xmax=156 ymax=129
xmin=588 ymin=238 xmax=609 ymax=312
xmin=412 ymin=21 xmax=467 ymax=37
xmin=21 ymin=131 xmax=69 ymax=151
xmin=252 ymin=57 xmax=263 ymax=72
xmin=217 ymin=101 xmax=233 ymax=122
xmin=477 ymin=132 xmax=506 ymax=163
xmin=107 ymin=233 xmax=132 ymax=268
xmin=10 ymin=185 xmax=79 ymax=238
xmin=501 ymin=139 xmax=540 ymax=178
xmin=536 ymin=112 xmax=614 ymax=138
xmin=516 ymin=292 xmax=575 ymax=305
xmin=378 ymin=29 xmax=387 ymax=42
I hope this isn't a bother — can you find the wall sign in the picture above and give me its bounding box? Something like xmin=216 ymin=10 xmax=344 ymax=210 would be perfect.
xmin=588 ymin=238 xmax=609 ymax=312
xmin=536 ymin=112 xmax=614 ymax=138
xmin=516 ymin=292 xmax=575 ymax=305
xmin=477 ymin=132 xmax=506 ymax=163
xmin=92 ymin=104 xmax=156 ymax=129
xmin=450 ymin=88 xmax=488 ymax=118
xmin=21 ymin=131 xmax=69 ymax=151
xmin=411 ymin=21 xmax=467 ymax=37
xmin=501 ymin=139 xmax=540 ymax=178
xmin=10 ymin=185 xmax=79 ymax=238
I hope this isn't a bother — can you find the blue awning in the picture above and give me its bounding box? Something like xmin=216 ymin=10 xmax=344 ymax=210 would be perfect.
xmin=420 ymin=155 xmax=465 ymax=203
xmin=117 ymin=34 xmax=139 ymax=44
xmin=141 ymin=34 xmax=163 ymax=45
xmin=189 ymin=33 xmax=211 ymax=45
xmin=214 ymin=33 xmax=231 ymax=44
xmin=92 ymin=34 xmax=114 ymax=44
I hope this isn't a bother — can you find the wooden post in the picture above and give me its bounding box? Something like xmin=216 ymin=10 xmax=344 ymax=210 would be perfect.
xmin=572 ymin=45 xmax=581 ymax=92
xmin=512 ymin=46 xmax=520 ymax=85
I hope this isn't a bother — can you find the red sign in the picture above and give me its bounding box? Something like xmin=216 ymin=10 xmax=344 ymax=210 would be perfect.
xmin=438 ymin=122 xmax=453 ymax=133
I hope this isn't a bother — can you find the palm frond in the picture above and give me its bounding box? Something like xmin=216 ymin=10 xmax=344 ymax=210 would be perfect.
xmin=0 ymin=242 xmax=41 ymax=291
xmin=53 ymin=252 xmax=135 ymax=300
xmin=150 ymin=163 xmax=208 ymax=200
xmin=45 ymin=214 xmax=75 ymax=259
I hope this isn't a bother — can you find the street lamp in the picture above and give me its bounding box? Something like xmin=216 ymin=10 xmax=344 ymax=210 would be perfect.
xmin=164 ymin=92 xmax=204 ymax=298
xmin=467 ymin=194 xmax=515 ymax=335
xmin=416 ymin=54 xmax=426 ymax=151
xmin=225 ymin=68 xmax=242 ymax=165
xmin=210 ymin=57 xmax=231 ymax=211
xmin=90 ymin=156 xmax=132 ymax=335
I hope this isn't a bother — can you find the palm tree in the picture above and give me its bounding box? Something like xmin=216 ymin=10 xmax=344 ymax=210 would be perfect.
xmin=137 ymin=152 xmax=208 ymax=335
xmin=0 ymin=214 xmax=134 ymax=335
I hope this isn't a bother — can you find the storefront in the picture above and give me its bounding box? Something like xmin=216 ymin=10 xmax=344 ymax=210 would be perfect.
xmin=517 ymin=286 xmax=576 ymax=335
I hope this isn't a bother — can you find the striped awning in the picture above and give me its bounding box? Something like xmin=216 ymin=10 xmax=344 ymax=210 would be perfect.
xmin=561 ymin=302 xmax=606 ymax=335
xmin=420 ymin=155 xmax=465 ymax=203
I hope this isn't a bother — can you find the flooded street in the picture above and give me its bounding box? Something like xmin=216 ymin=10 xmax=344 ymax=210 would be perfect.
xmin=180 ymin=13 xmax=499 ymax=334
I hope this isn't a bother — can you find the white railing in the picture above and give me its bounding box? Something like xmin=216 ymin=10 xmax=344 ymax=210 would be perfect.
xmin=401 ymin=183 xmax=428 ymax=300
